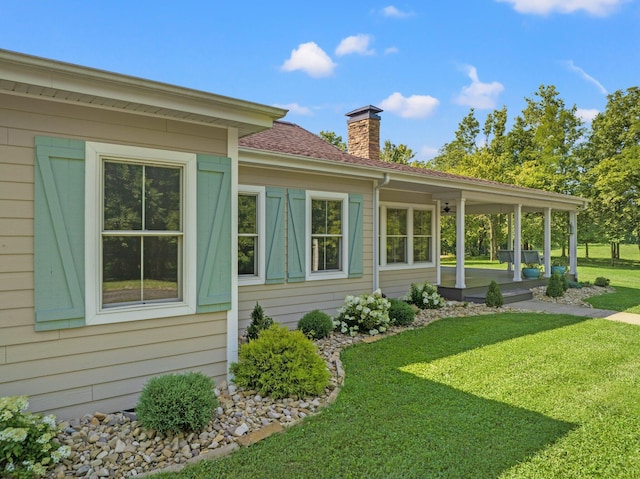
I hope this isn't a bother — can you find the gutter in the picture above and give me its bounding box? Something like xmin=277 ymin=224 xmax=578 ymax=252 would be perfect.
xmin=372 ymin=173 xmax=391 ymax=291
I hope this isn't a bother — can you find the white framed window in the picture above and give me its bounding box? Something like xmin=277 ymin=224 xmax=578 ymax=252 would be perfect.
xmin=238 ymin=185 xmax=266 ymax=285
xmin=306 ymin=190 xmax=348 ymax=280
xmin=380 ymin=203 xmax=435 ymax=270
xmin=85 ymin=142 xmax=197 ymax=325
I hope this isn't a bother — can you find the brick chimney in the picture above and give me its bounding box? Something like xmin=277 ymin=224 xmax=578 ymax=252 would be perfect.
xmin=346 ymin=105 xmax=382 ymax=161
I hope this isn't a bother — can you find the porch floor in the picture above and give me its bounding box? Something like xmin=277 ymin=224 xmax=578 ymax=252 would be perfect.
xmin=438 ymin=266 xmax=547 ymax=304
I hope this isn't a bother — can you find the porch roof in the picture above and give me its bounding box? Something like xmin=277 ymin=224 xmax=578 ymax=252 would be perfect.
xmin=239 ymin=121 xmax=587 ymax=212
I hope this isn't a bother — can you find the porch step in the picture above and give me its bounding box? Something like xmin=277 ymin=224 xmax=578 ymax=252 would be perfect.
xmin=464 ymin=288 xmax=533 ymax=305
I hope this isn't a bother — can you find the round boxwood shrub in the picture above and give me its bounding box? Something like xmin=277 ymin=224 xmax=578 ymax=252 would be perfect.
xmin=136 ymin=372 xmax=217 ymax=435
xmin=388 ymin=298 xmax=415 ymax=326
xmin=594 ymin=276 xmax=610 ymax=287
xmin=230 ymin=324 xmax=329 ymax=399
xmin=298 ymin=310 xmax=333 ymax=339
xmin=546 ymin=273 xmax=565 ymax=298
xmin=485 ymin=280 xmax=504 ymax=308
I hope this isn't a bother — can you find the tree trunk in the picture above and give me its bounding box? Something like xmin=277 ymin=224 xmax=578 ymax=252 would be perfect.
xmin=585 ymin=241 xmax=589 ymax=258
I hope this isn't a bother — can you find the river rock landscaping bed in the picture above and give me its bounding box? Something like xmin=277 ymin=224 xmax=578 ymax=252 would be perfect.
xmin=44 ymin=297 xmax=592 ymax=478
xmin=530 ymin=284 xmax=614 ymax=307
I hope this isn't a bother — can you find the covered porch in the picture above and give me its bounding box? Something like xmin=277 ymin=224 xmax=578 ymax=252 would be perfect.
xmin=437 ymin=266 xmax=551 ymax=303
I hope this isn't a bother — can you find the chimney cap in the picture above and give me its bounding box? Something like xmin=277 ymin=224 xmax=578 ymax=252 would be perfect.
xmin=345 ymin=105 xmax=383 ymax=123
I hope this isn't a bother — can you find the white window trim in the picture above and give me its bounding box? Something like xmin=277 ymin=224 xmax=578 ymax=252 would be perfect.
xmin=238 ymin=185 xmax=266 ymax=286
xmin=380 ymin=202 xmax=436 ymax=271
xmin=305 ymin=190 xmax=348 ymax=281
xmin=85 ymin=141 xmax=197 ymax=325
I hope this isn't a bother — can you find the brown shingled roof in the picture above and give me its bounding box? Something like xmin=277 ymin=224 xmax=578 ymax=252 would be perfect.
xmin=238 ymin=121 xmax=572 ymax=198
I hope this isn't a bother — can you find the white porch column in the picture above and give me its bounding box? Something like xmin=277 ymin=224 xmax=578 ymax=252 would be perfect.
xmin=513 ymin=204 xmax=522 ymax=282
xmin=569 ymin=211 xmax=578 ymax=277
xmin=455 ymin=198 xmax=466 ymax=288
xmin=435 ymin=200 xmax=441 ymax=285
xmin=506 ymin=213 xmax=513 ymax=273
xmin=543 ymin=208 xmax=552 ymax=278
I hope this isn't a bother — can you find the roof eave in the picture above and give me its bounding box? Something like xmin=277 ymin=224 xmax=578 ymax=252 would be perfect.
xmin=0 ymin=49 xmax=287 ymax=136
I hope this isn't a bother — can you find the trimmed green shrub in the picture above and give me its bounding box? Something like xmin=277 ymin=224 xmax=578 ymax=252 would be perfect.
xmin=546 ymin=273 xmax=565 ymax=298
xmin=231 ymin=324 xmax=329 ymax=399
xmin=485 ymin=280 xmax=504 ymax=308
xmin=136 ymin=372 xmax=217 ymax=434
xmin=407 ymin=281 xmax=445 ymax=309
xmin=1 ymin=396 xmax=70 ymax=479
xmin=334 ymin=290 xmax=391 ymax=336
xmin=388 ymin=298 xmax=415 ymax=326
xmin=561 ymin=274 xmax=569 ymax=292
xmin=246 ymin=302 xmax=274 ymax=341
xmin=594 ymin=277 xmax=610 ymax=287
xmin=298 ymin=310 xmax=333 ymax=340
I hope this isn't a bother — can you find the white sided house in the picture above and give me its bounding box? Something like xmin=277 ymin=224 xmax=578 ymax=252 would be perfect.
xmin=0 ymin=50 xmax=586 ymax=419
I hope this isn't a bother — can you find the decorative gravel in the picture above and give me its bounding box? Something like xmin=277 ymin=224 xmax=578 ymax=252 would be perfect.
xmin=45 ymin=291 xmax=609 ymax=479
xmin=530 ymin=284 xmax=615 ymax=307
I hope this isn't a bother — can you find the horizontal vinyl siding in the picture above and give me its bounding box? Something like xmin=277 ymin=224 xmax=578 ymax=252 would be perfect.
xmin=380 ymin=268 xmax=438 ymax=299
xmin=238 ymin=165 xmax=374 ymax=330
xmin=0 ymin=93 xmax=230 ymax=419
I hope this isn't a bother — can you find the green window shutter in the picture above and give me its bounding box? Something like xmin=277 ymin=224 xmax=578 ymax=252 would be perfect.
xmin=287 ymin=189 xmax=306 ymax=282
xmin=348 ymin=194 xmax=364 ymax=278
xmin=197 ymin=155 xmax=232 ymax=313
xmin=265 ymin=187 xmax=285 ymax=284
xmin=34 ymin=136 xmax=86 ymax=331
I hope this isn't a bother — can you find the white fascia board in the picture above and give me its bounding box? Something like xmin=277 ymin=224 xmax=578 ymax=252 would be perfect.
xmin=0 ymin=49 xmax=287 ymax=132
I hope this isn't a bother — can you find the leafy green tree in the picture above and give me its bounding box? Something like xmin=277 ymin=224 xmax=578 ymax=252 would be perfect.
xmin=431 ymin=109 xmax=480 ymax=171
xmin=584 ymin=87 xmax=640 ymax=259
xmin=380 ymin=139 xmax=416 ymax=165
xmin=508 ymin=85 xmax=584 ymax=195
xmin=319 ymin=130 xmax=346 ymax=151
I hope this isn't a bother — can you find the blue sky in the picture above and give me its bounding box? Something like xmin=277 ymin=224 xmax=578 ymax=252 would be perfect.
xmin=2 ymin=0 xmax=638 ymax=161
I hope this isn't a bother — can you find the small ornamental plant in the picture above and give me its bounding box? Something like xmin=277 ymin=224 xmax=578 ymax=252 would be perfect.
xmin=407 ymin=281 xmax=445 ymax=310
xmin=298 ymin=310 xmax=334 ymax=340
xmin=388 ymin=298 xmax=415 ymax=326
xmin=485 ymin=280 xmax=504 ymax=308
xmin=136 ymin=372 xmax=218 ymax=435
xmin=231 ymin=324 xmax=329 ymax=399
xmin=594 ymin=277 xmax=610 ymax=287
xmin=546 ymin=272 xmax=565 ymax=298
xmin=0 ymin=396 xmax=70 ymax=479
xmin=246 ymin=302 xmax=274 ymax=341
xmin=334 ymin=290 xmax=391 ymax=336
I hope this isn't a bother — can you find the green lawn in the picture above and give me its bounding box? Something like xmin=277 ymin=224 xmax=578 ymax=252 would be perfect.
xmin=442 ymin=243 xmax=640 ymax=314
xmin=158 ymin=313 xmax=640 ymax=478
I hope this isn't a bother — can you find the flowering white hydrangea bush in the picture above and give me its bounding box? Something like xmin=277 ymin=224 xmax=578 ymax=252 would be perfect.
xmin=407 ymin=281 xmax=445 ymax=310
xmin=334 ymin=289 xmax=391 ymax=336
xmin=0 ymin=396 xmax=70 ymax=479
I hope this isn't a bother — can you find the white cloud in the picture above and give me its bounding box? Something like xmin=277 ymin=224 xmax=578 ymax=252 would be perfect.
xmin=384 ymin=46 xmax=399 ymax=55
xmin=272 ymin=103 xmax=313 ymax=116
xmin=496 ymin=0 xmax=626 ymax=16
xmin=380 ymin=92 xmax=439 ymax=119
xmin=454 ymin=65 xmax=504 ymax=109
xmin=419 ymin=146 xmax=440 ymax=160
xmin=336 ymin=34 xmax=375 ymax=56
xmin=281 ymin=42 xmax=337 ymax=78
xmin=381 ymin=5 xmax=414 ymax=18
xmin=565 ymin=60 xmax=608 ymax=94
xmin=576 ymin=108 xmax=600 ymax=122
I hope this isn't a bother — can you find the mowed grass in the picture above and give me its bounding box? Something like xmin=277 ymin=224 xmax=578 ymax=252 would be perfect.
xmin=157 ymin=313 xmax=640 ymax=478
